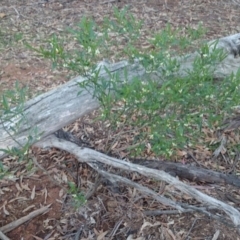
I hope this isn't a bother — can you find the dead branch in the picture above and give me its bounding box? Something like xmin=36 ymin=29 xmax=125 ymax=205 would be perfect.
xmin=0 ymin=205 xmax=51 ymax=234
xmin=1 ymin=33 xmax=240 ymax=236
xmin=35 ymin=135 xmax=240 ymax=229
xmin=90 ymin=163 xmax=234 ymax=227
xmin=131 ymin=158 xmax=240 ymax=188
xmin=1 ymin=33 xmax=240 ymax=158
xmin=0 ymin=60 xmax=145 ymax=158
xmin=88 ymin=162 xmax=185 ymax=211
xmin=0 ymin=230 xmax=10 ymax=240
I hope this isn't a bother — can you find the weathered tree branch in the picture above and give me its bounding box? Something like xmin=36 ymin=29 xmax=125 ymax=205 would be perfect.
xmin=0 ymin=60 xmax=144 ymax=158
xmin=132 ymin=159 xmax=240 ymax=188
xmin=35 ymin=135 xmax=240 ymax=229
xmin=0 ymin=205 xmax=51 ymax=234
xmin=0 ymin=230 xmax=10 ymax=240
xmin=1 ymin=33 xmax=240 ymax=158
xmin=1 ymin=33 xmax=240 ymax=231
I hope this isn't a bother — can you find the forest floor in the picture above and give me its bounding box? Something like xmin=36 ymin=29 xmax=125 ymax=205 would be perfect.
xmin=1 ymin=0 xmax=240 ymax=239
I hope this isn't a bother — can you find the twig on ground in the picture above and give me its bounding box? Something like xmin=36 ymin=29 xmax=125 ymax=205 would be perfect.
xmin=74 ymin=226 xmax=83 ymax=240
xmin=233 ymin=0 xmax=240 ymax=6
xmin=92 ymin=165 xmax=234 ymax=227
xmin=213 ymin=135 xmax=227 ymax=158
xmin=100 ymin=0 xmax=119 ymax=4
xmin=180 ymin=203 xmax=235 ymax=228
xmin=144 ymin=209 xmax=194 ymax=216
xmin=212 ymin=230 xmax=220 ymax=240
xmin=0 ymin=205 xmax=51 ymax=233
xmin=144 ymin=205 xmax=219 ymax=217
xmin=185 ymin=218 xmax=198 ymax=240
xmin=109 ymin=219 xmax=123 ymax=240
xmin=85 ymin=174 xmax=101 ymax=200
xmin=89 ymin=163 xmax=184 ymax=211
xmin=187 ymin=151 xmax=206 ymax=168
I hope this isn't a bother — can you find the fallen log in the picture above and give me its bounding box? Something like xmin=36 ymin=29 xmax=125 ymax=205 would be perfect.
xmin=0 ymin=205 xmax=51 ymax=234
xmin=1 ymin=33 xmax=240 ymax=157
xmin=1 ymin=33 xmax=240 ymax=232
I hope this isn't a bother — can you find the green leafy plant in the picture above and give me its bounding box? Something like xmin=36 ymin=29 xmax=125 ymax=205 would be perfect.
xmin=0 ymin=161 xmax=9 ymax=180
xmin=0 ymin=82 xmax=40 ymax=161
xmin=68 ymin=182 xmax=87 ymax=208
xmin=30 ymin=7 xmax=237 ymax=158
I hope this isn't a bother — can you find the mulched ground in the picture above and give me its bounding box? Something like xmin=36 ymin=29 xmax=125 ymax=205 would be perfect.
xmin=1 ymin=0 xmax=240 ymax=239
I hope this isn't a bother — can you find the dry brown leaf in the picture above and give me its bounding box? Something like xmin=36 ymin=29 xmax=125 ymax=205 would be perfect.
xmin=106 ymin=200 xmax=118 ymax=211
xmin=96 ymin=230 xmax=109 ymax=240
xmin=1 ymin=187 xmax=10 ymax=193
xmin=140 ymin=220 xmax=162 ymax=232
xmin=2 ymin=201 xmax=9 ymax=216
xmin=42 ymin=187 xmax=48 ymax=204
xmin=59 ymin=189 xmax=64 ymax=198
xmin=146 ymin=143 xmax=151 ymax=154
xmin=61 ymin=172 xmax=68 ymax=183
xmin=15 ymin=183 xmax=22 ymax=192
xmin=32 ymin=235 xmax=43 ymax=240
xmin=176 ymin=150 xmax=187 ymax=157
xmin=9 ymin=197 xmax=28 ymax=203
xmin=23 ymin=204 xmax=35 ymax=213
xmin=21 ymin=183 xmax=31 ymax=191
xmin=56 ymin=199 xmax=63 ymax=204
xmin=0 ymin=13 xmax=6 ymax=18
xmin=31 ymin=185 xmax=36 ymax=200
xmin=163 ymin=226 xmax=176 ymax=240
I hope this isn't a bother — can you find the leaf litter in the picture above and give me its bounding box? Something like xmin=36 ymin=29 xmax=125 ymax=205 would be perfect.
xmin=1 ymin=0 xmax=240 ymax=239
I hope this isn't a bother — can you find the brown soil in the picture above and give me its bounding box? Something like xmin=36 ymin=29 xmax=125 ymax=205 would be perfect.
xmin=1 ymin=0 xmax=240 ymax=239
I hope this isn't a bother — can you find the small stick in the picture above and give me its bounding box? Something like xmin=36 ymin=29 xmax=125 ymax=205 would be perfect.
xmin=0 ymin=205 xmax=51 ymax=233
xmin=100 ymin=0 xmax=119 ymax=4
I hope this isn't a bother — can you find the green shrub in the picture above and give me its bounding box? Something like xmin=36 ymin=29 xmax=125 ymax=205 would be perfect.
xmin=30 ymin=7 xmax=237 ymax=158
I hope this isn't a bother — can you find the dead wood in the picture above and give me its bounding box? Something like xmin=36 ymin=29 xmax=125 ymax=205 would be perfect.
xmin=0 ymin=230 xmax=10 ymax=240
xmin=1 ymin=33 xmax=240 ymax=158
xmin=1 ymin=33 xmax=240 ymax=233
xmin=0 ymin=60 xmax=145 ymax=158
xmin=175 ymin=33 xmax=240 ymax=79
xmin=0 ymin=205 xmax=51 ymax=234
xmin=35 ymin=135 xmax=240 ymax=229
xmin=132 ymin=159 xmax=240 ymax=188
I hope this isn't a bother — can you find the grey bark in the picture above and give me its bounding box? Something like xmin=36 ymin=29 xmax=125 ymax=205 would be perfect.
xmin=1 ymin=33 xmax=240 ymax=231
xmin=35 ymin=135 xmax=240 ymax=229
xmin=0 ymin=60 xmax=145 ymax=158
xmin=1 ymin=33 xmax=240 ymax=158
